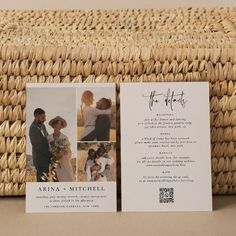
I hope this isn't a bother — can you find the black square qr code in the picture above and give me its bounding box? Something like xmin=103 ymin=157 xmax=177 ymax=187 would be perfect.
xmin=159 ymin=188 xmax=174 ymax=203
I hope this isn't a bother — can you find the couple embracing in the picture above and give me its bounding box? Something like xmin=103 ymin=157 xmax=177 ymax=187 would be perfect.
xmin=29 ymin=108 xmax=74 ymax=182
xmin=85 ymin=145 xmax=114 ymax=182
xmin=80 ymin=90 xmax=112 ymax=141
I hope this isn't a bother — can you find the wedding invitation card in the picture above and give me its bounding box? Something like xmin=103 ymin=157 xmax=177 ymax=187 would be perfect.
xmin=120 ymin=82 xmax=212 ymax=212
xmin=26 ymin=83 xmax=116 ymax=213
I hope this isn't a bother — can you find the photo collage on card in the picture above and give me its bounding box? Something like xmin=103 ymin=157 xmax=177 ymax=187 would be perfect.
xmin=26 ymin=84 xmax=116 ymax=184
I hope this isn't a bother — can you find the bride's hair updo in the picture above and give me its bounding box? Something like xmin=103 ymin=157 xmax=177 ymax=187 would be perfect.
xmin=81 ymin=90 xmax=93 ymax=103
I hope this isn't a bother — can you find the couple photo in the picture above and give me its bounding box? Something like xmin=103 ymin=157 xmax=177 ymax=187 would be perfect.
xmin=28 ymin=108 xmax=75 ymax=182
xmin=26 ymin=84 xmax=116 ymax=183
xmin=77 ymin=143 xmax=116 ymax=182
xmin=78 ymin=87 xmax=116 ymax=142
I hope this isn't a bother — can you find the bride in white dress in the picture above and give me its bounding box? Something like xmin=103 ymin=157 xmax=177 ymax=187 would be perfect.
xmin=47 ymin=116 xmax=74 ymax=182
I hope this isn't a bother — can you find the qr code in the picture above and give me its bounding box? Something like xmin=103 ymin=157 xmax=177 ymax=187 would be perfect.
xmin=159 ymin=188 xmax=174 ymax=203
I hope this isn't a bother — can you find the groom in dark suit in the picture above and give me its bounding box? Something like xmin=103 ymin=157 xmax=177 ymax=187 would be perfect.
xmin=80 ymin=114 xmax=111 ymax=141
xmin=29 ymin=108 xmax=52 ymax=182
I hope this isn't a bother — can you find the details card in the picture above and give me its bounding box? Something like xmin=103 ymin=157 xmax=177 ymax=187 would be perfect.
xmin=120 ymin=82 xmax=212 ymax=212
xmin=26 ymin=83 xmax=116 ymax=213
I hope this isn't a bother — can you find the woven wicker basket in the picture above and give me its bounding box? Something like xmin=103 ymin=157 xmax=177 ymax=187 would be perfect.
xmin=0 ymin=7 xmax=236 ymax=196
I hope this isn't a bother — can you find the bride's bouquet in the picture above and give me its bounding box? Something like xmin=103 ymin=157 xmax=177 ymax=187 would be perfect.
xmin=45 ymin=137 xmax=71 ymax=181
xmin=49 ymin=138 xmax=71 ymax=160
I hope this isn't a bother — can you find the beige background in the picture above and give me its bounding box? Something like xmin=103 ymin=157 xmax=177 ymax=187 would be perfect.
xmin=0 ymin=1 xmax=236 ymax=235
xmin=0 ymin=0 xmax=235 ymax=9
xmin=0 ymin=196 xmax=235 ymax=236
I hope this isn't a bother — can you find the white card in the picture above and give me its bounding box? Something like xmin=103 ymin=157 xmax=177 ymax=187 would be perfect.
xmin=120 ymin=82 xmax=212 ymax=212
xmin=26 ymin=83 xmax=116 ymax=213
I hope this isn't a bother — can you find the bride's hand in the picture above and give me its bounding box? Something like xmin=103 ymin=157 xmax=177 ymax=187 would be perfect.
xmin=57 ymin=152 xmax=63 ymax=159
xmin=53 ymin=152 xmax=63 ymax=160
xmin=95 ymin=174 xmax=101 ymax=181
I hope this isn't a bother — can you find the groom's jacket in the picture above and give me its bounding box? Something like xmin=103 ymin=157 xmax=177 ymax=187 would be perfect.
xmin=29 ymin=120 xmax=51 ymax=171
xmin=81 ymin=115 xmax=111 ymax=141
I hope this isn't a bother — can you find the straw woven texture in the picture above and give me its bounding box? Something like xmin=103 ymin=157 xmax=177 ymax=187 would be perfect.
xmin=0 ymin=8 xmax=236 ymax=195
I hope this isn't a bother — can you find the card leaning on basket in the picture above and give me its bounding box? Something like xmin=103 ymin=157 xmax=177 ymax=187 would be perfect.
xmin=0 ymin=7 xmax=236 ymax=196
